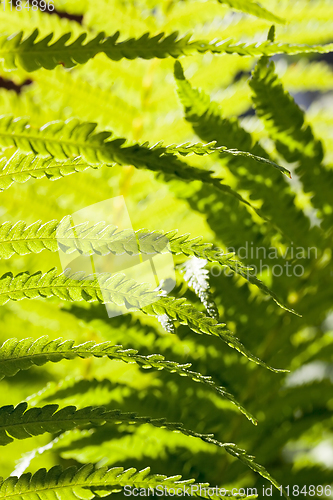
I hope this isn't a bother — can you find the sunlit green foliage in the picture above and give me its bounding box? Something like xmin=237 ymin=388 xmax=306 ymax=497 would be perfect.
xmin=0 ymin=0 xmax=332 ymax=498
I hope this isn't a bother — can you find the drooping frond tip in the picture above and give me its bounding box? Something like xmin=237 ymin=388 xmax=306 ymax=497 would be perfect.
xmin=218 ymin=0 xmax=284 ymax=24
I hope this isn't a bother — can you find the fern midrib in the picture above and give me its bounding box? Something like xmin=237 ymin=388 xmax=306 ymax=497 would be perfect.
xmin=0 ymin=162 xmax=92 ymax=179
xmin=0 ymin=280 xmax=159 ymax=302
xmin=1 ymin=411 xmax=133 ymax=432
xmin=0 ymin=43 xmax=102 ymax=58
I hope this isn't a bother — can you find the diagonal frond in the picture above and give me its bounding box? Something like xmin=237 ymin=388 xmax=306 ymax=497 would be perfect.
xmin=0 ymin=152 xmax=96 ymax=191
xmin=181 ymin=257 xmax=219 ymax=319
xmin=0 ymin=151 xmax=283 ymax=225
xmin=249 ymin=57 xmax=324 ymax=164
xmin=249 ymin=56 xmax=333 ymax=229
xmin=173 ymin=59 xmax=320 ymax=250
xmin=0 ymin=218 xmax=298 ymax=314
xmin=0 ymin=29 xmax=332 ymax=72
xmin=0 ymin=402 xmax=218 ymax=446
xmin=0 ymin=336 xmax=256 ymax=423
xmin=144 ymin=295 xmax=289 ymax=372
xmin=0 ymin=219 xmax=258 ymax=296
xmin=0 ymin=403 xmax=288 ymax=496
xmin=0 ymin=268 xmax=287 ymax=372
xmin=216 ymin=0 xmax=284 ymax=23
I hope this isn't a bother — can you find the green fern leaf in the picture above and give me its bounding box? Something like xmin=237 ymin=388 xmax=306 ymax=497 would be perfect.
xmin=0 ymin=117 xmax=287 ymax=174
xmin=250 ymin=58 xmax=323 ymax=164
xmin=173 ymin=60 xmax=320 ymax=250
xmin=0 ymin=268 xmax=286 ymax=372
xmin=0 ymin=464 xmax=257 ymax=500
xmin=0 ymin=118 xmax=290 ymax=221
xmin=0 ymin=402 xmax=288 ymax=495
xmin=0 ymin=402 xmax=215 ymax=446
xmin=0 ymin=268 xmax=159 ymax=308
xmin=1 ymin=29 xmax=332 ymax=72
xmin=0 ymin=151 xmax=281 ymax=225
xmin=249 ymin=56 xmax=333 ymax=227
xmin=0 ymin=336 xmax=256 ymax=423
xmin=216 ymin=0 xmax=284 ymax=23
xmin=0 ymin=216 xmax=296 ymax=316
xmin=143 ymin=295 xmax=288 ymax=372
xmin=0 ymin=216 xmax=234 ymax=262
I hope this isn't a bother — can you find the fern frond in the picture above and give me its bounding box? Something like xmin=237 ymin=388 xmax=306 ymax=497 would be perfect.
xmin=0 ymin=402 xmax=288 ymax=495
xmin=0 ymin=152 xmax=96 ymax=191
xmin=249 ymin=56 xmax=333 ymax=227
xmin=143 ymin=295 xmax=289 ymax=372
xmin=0 ymin=336 xmax=256 ymax=423
xmin=250 ymin=58 xmax=323 ymax=164
xmin=0 ymin=464 xmax=257 ymax=500
xmin=1 ymin=29 xmax=332 ymax=72
xmin=0 ymin=216 xmax=234 ymax=262
xmin=0 ymin=136 xmax=290 ymax=234
xmin=173 ymin=62 xmax=290 ymax=177
xmin=225 ymin=260 xmax=302 ymax=318
xmin=173 ymin=60 xmax=319 ymax=248
xmin=0 ymin=217 xmax=219 ymax=263
xmin=0 ymin=116 xmax=290 ymax=219
xmin=278 ymin=59 xmax=333 ymax=92
xmin=0 ymin=268 xmax=287 ymax=372
xmin=0 ymin=402 xmax=213 ymax=446
xmin=64 ymin=303 xmax=217 ymax=361
xmin=0 ymin=217 xmax=298 ymax=315
xmin=181 ymin=257 xmax=219 ymax=319
xmin=0 ymin=464 xmax=204 ymax=499
xmin=0 ymin=268 xmax=159 ymax=308
xmin=0 ymin=153 xmax=276 ymax=228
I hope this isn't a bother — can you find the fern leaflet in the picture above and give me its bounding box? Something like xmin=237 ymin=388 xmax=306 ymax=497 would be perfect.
xmin=181 ymin=257 xmax=219 ymax=319
xmin=0 ymin=216 xmax=296 ymax=315
xmin=0 ymin=117 xmax=288 ymax=175
xmin=0 ymin=336 xmax=256 ymax=423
